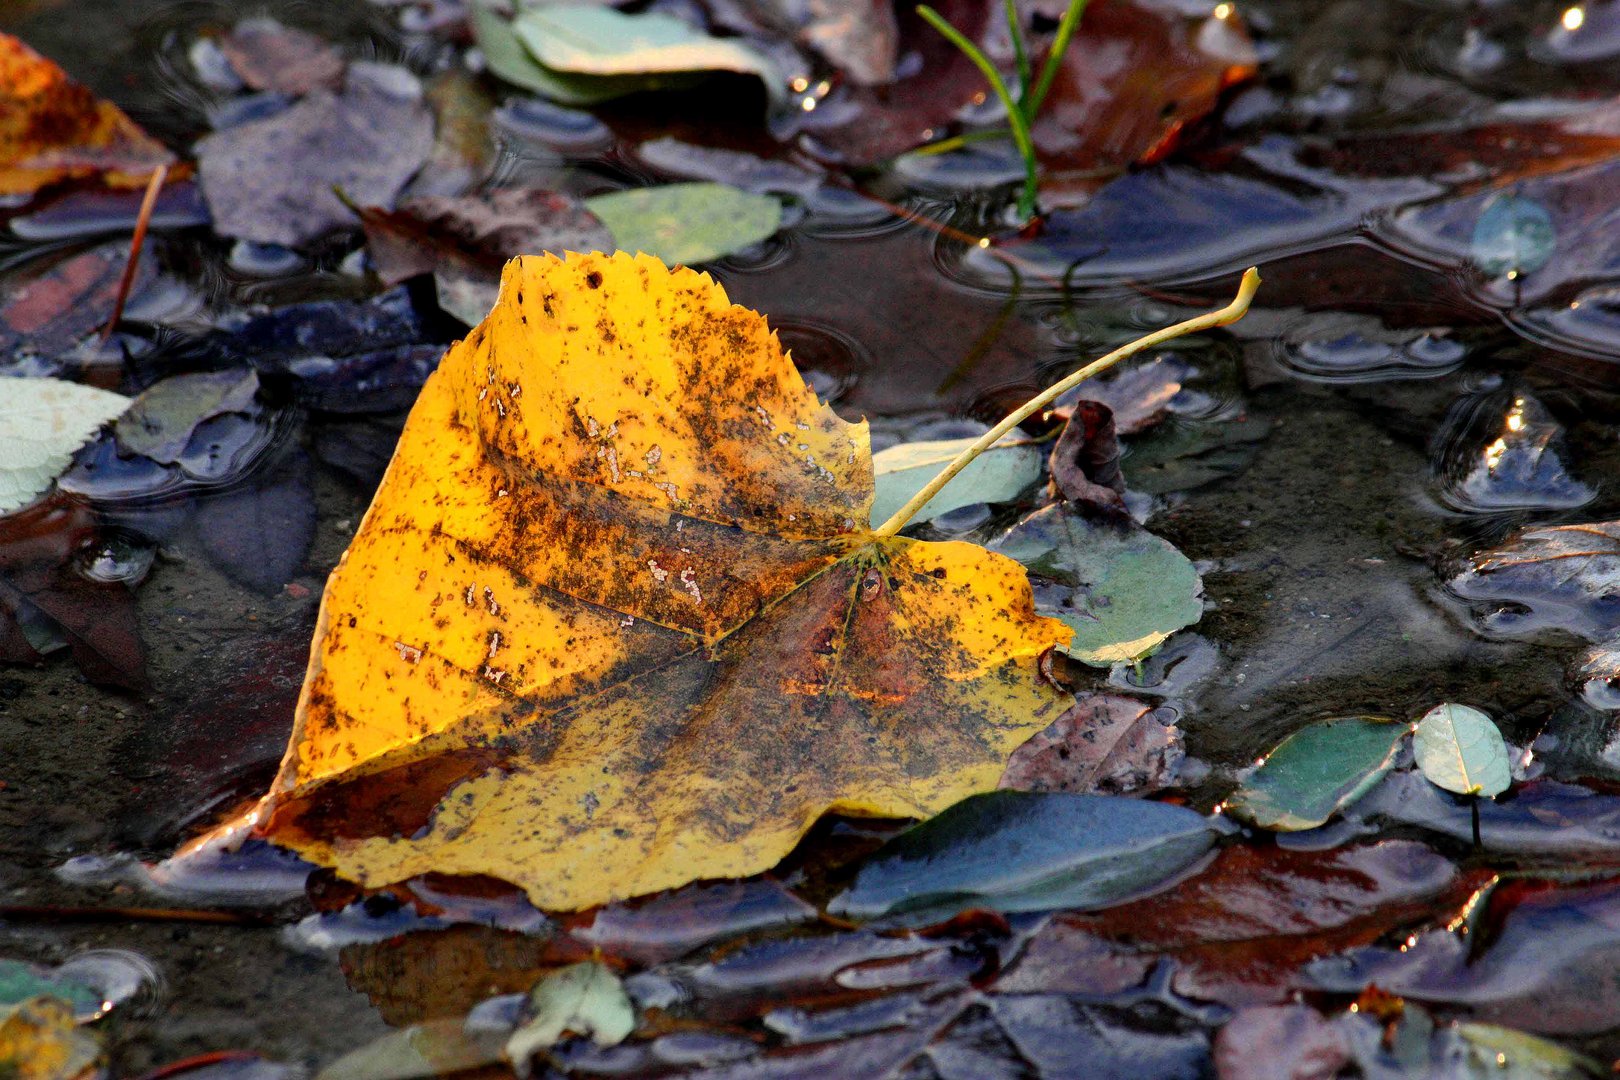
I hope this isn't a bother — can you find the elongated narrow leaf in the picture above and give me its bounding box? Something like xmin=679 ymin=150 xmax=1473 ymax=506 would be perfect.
xmin=828 ymin=790 xmax=1221 ymax=921
xmin=1228 ymin=716 xmax=1411 ymax=832
xmin=870 ymin=436 xmax=1041 ymax=527
xmin=1414 ymin=703 xmax=1511 ymax=798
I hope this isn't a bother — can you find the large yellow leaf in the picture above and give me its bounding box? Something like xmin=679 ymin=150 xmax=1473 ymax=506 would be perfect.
xmin=254 ymin=251 xmax=1071 ymax=911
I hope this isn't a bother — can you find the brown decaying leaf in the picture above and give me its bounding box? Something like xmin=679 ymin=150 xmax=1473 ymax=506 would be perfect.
xmin=1023 ymin=0 xmax=1257 ymax=201
xmin=0 ymin=33 xmax=175 ymax=199
xmin=217 ymin=17 xmax=346 ymax=96
xmin=0 ymin=241 xmax=159 ymax=363
xmin=0 ymin=497 xmax=145 ymax=689
xmin=998 ymin=692 xmax=1181 ymax=795
xmin=1064 ymin=840 xmax=1491 ymax=1004
xmin=1047 ymin=399 xmax=1127 ymax=515
xmin=1212 ymin=1005 xmax=1351 ymax=1080
xmin=359 ymin=188 xmax=611 ymax=286
xmin=253 ymin=251 xmax=1071 ymax=911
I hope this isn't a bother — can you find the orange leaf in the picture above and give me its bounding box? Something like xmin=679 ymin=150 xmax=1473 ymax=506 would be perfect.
xmin=0 ymin=33 xmax=175 ymax=198
xmin=251 ymin=251 xmax=1072 ymax=911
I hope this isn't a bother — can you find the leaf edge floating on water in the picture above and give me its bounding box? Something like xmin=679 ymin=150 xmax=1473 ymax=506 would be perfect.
xmin=0 ymin=378 xmax=133 ymax=516
xmin=584 ymin=183 xmax=783 ymax=267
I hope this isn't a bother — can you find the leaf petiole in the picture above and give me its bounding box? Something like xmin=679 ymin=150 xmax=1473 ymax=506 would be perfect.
xmin=871 ymin=267 xmax=1262 ymax=539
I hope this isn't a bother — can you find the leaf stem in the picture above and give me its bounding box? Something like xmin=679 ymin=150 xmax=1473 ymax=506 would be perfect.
xmin=872 ymin=267 xmax=1262 ymax=539
xmin=916 ymin=4 xmax=1040 ymax=220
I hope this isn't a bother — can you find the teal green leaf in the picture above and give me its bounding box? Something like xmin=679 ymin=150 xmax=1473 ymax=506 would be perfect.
xmin=990 ymin=504 xmax=1203 ymax=665
xmin=584 ymin=183 xmax=782 ymax=266
xmin=1228 ymin=716 xmax=1411 ymax=832
xmin=505 ymin=962 xmax=634 ymax=1069
xmin=1452 ymin=1023 xmax=1603 ymax=1078
xmin=0 ymin=961 xmax=97 ymax=1013
xmin=514 ymin=5 xmax=783 ymax=105
xmin=1414 ymin=703 xmax=1511 ymax=798
xmin=828 ymin=791 xmax=1221 ymax=922
xmin=471 ymin=2 xmax=690 ymax=105
xmin=870 ymin=436 xmax=1041 ymax=527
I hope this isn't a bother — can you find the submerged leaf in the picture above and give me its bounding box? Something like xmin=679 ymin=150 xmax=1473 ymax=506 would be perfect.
xmin=471 ymin=1 xmax=693 ymax=105
xmin=255 ymin=252 xmax=1071 ymax=911
xmin=584 ymin=183 xmax=782 ymax=266
xmin=1449 ymin=521 xmax=1620 ymax=642
xmin=991 ymin=504 xmax=1203 ymax=666
xmin=869 ymin=436 xmax=1041 ymax=528
xmin=1227 ymin=716 xmax=1411 ymax=832
xmin=998 ymin=692 xmax=1182 ymax=796
xmin=0 ymin=378 xmax=131 ymax=515
xmin=828 ymin=790 xmax=1221 ymax=921
xmin=1413 ymin=703 xmax=1511 ymax=798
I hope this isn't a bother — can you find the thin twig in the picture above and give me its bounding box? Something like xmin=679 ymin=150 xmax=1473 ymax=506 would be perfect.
xmin=872 ymin=267 xmax=1262 ymax=538
xmin=0 ymin=904 xmax=272 ymax=926
xmin=101 ymin=163 xmax=169 ymax=344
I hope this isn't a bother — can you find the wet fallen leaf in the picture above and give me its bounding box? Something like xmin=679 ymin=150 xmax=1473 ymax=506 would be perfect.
xmin=1119 ymin=414 xmax=1273 ymax=494
xmin=191 ymin=449 xmax=317 ymax=595
xmin=1212 ymin=1004 xmax=1350 ymax=1080
xmin=1449 ymin=520 xmax=1620 ymax=642
xmin=576 ymin=879 xmax=816 ymax=964
xmin=869 ymin=435 xmax=1041 ymax=528
xmin=0 ymin=33 xmax=175 ymax=199
xmin=218 ymin=17 xmax=346 ymax=95
xmin=471 ymin=1 xmax=695 ymax=106
xmin=0 ymin=242 xmax=160 ymax=374
xmin=1047 ymin=400 xmax=1126 ymax=516
xmin=998 ymin=692 xmax=1182 ymax=796
xmin=1021 ymin=0 xmax=1258 ymax=202
xmin=359 ymin=188 xmax=611 ymax=325
xmin=1304 ymin=877 xmax=1620 ymax=1036
xmin=0 ymin=377 xmax=130 ymax=515
xmin=1413 ymin=702 xmax=1511 ymax=798
xmin=991 ymin=504 xmax=1203 ymax=665
xmin=514 ymin=5 xmax=783 ymax=106
xmin=115 ymin=370 xmax=259 ymax=463
xmin=1451 ymin=1022 xmax=1605 ymax=1078
xmin=707 ymin=0 xmax=898 ymax=85
xmin=0 ymin=497 xmax=147 ymax=688
xmin=828 ymin=790 xmax=1222 ymax=921
xmin=504 ymin=961 xmax=634 ymax=1070
xmin=0 ymin=962 xmax=97 ymax=1014
xmin=196 ymin=63 xmax=434 ymax=247
xmin=0 ymin=996 xmax=100 ymax=1080
xmin=1049 ymin=356 xmax=1192 ymax=436
xmin=1226 ymin=716 xmax=1411 ymax=832
xmin=255 ymin=251 xmax=1072 ymax=911
xmin=1070 ymin=840 xmax=1486 ymax=1005
xmin=315 ymin=1017 xmax=508 ymax=1080
xmin=584 ymin=182 xmax=782 ymax=266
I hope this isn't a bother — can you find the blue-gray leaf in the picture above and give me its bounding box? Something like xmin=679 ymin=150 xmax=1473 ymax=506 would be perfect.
xmin=827 ymin=791 xmax=1221 ymax=922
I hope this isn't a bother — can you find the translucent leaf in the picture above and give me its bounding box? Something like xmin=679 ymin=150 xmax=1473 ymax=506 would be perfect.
xmin=1413 ymin=703 xmax=1511 ymax=798
xmin=0 ymin=378 xmax=131 ymax=515
xmin=869 ymin=436 xmax=1041 ymax=527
